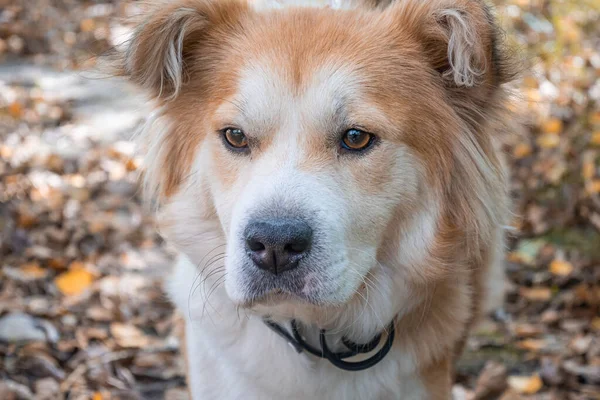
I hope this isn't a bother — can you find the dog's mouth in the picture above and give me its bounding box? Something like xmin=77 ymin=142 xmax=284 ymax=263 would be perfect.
xmin=234 ymin=267 xmax=333 ymax=307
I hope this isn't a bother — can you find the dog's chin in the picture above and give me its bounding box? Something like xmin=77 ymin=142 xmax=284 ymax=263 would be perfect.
xmin=233 ymin=287 xmax=327 ymax=309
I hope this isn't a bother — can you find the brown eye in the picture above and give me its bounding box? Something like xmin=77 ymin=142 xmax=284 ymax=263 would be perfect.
xmin=341 ymin=129 xmax=374 ymax=151
xmin=223 ymin=128 xmax=248 ymax=150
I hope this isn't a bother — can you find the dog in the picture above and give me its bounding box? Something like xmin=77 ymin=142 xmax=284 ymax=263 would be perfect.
xmin=113 ymin=0 xmax=517 ymax=397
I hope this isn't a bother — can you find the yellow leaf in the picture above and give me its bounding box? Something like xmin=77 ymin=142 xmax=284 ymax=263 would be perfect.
xmin=92 ymin=392 xmax=103 ymax=400
xmin=508 ymin=375 xmax=543 ymax=394
xmin=536 ymin=134 xmax=560 ymax=149
xmin=549 ymin=259 xmax=574 ymax=276
xmin=20 ymin=262 xmax=48 ymax=280
xmin=541 ymin=118 xmax=563 ymax=134
xmin=520 ymin=287 xmax=552 ymax=301
xmin=54 ymin=268 xmax=94 ymax=296
xmin=8 ymin=102 xmax=23 ymax=118
xmin=583 ymin=160 xmax=595 ymax=180
xmin=513 ymin=143 xmax=532 ymax=159
xmin=587 ymin=180 xmax=600 ymax=194
xmin=591 ymin=131 xmax=600 ymax=146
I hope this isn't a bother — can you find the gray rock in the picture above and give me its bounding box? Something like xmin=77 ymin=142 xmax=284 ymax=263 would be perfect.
xmin=0 ymin=313 xmax=59 ymax=344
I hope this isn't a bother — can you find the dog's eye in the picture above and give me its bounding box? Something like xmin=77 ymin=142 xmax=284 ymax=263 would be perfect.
xmin=341 ymin=129 xmax=375 ymax=151
xmin=223 ymin=128 xmax=249 ymax=150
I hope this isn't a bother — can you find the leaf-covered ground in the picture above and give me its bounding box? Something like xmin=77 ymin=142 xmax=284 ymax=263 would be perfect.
xmin=0 ymin=1 xmax=599 ymax=399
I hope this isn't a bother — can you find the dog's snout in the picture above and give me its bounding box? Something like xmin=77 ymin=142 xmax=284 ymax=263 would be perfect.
xmin=244 ymin=218 xmax=312 ymax=275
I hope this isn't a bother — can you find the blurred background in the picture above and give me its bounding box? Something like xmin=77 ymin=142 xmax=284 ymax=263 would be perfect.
xmin=0 ymin=0 xmax=599 ymax=399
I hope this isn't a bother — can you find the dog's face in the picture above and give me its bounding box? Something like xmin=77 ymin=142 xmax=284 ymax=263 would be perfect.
xmin=121 ymin=0 xmax=510 ymax=329
xmin=213 ymin=59 xmax=422 ymax=307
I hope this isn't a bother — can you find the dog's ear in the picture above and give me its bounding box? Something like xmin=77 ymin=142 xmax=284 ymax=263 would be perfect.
xmin=392 ymin=0 xmax=513 ymax=89
xmin=114 ymin=0 xmax=247 ymax=100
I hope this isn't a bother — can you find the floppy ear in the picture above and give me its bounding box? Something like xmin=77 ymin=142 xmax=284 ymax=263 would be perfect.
xmin=115 ymin=0 xmax=246 ymax=100
xmin=393 ymin=0 xmax=514 ymax=89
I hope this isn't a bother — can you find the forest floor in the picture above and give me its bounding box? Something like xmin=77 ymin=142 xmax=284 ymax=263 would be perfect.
xmin=1 ymin=0 xmax=599 ymax=399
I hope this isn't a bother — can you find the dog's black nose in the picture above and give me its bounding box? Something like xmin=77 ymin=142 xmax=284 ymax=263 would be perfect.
xmin=244 ymin=218 xmax=312 ymax=275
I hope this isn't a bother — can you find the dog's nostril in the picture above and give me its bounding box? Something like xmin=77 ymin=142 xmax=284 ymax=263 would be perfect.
xmin=247 ymin=239 xmax=266 ymax=252
xmin=285 ymin=240 xmax=309 ymax=254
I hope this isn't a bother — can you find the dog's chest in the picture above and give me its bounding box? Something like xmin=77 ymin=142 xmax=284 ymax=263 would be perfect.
xmin=168 ymin=256 xmax=427 ymax=400
xmin=183 ymin=317 xmax=425 ymax=400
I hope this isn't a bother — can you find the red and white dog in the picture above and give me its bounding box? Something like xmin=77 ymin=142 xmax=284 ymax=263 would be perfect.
xmin=114 ymin=0 xmax=516 ymax=397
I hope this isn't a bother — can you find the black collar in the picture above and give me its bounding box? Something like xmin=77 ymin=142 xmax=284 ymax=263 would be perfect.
xmin=263 ymin=318 xmax=395 ymax=371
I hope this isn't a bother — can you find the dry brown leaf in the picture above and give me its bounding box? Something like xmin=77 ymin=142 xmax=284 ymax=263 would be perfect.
xmin=497 ymin=389 xmax=523 ymax=400
xmin=514 ymin=324 xmax=544 ymax=338
xmin=507 ymin=375 xmax=543 ymax=394
xmin=590 ymin=111 xmax=600 ymax=126
xmin=591 ymin=131 xmax=600 ymax=146
xmin=80 ymin=19 xmax=95 ymax=32
xmin=474 ymin=362 xmax=507 ymax=399
xmin=519 ymin=287 xmax=552 ymax=301
xmin=592 ymin=317 xmax=600 ymax=332
xmin=54 ymin=268 xmax=94 ymax=296
xmin=549 ymin=259 xmax=574 ymax=276
xmin=48 ymin=258 xmax=67 ymax=271
xmin=19 ymin=262 xmax=48 ymax=280
xmin=516 ymin=339 xmax=546 ymax=352
xmin=110 ymin=323 xmax=150 ymax=348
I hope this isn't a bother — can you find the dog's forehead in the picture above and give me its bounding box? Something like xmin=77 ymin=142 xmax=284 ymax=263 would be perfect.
xmin=213 ymin=55 xmax=371 ymax=137
xmin=234 ymin=62 xmax=361 ymax=124
xmin=248 ymin=0 xmax=371 ymax=11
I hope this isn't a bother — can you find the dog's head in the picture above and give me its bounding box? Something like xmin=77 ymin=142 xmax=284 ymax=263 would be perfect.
xmin=117 ymin=0 xmax=514 ymax=334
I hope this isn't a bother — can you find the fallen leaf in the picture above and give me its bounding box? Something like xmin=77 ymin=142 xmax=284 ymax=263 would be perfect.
xmin=592 ymin=317 xmax=600 ymax=331
xmin=48 ymin=258 xmax=67 ymax=270
xmin=541 ymin=118 xmax=563 ymax=134
xmin=513 ymin=143 xmax=532 ymax=158
xmin=514 ymin=323 xmax=544 ymax=338
xmin=516 ymin=339 xmax=546 ymax=352
xmin=17 ymin=211 xmax=37 ymax=228
xmin=474 ymin=361 xmax=507 ymax=399
xmin=8 ymin=102 xmax=23 ymax=118
xmin=591 ymin=131 xmax=600 ymax=146
xmin=519 ymin=287 xmax=552 ymax=301
xmin=19 ymin=262 xmax=48 ymax=280
xmin=54 ymin=268 xmax=94 ymax=296
xmin=536 ymin=134 xmax=560 ymax=149
xmin=80 ymin=19 xmax=95 ymax=33
xmin=507 ymin=375 xmax=543 ymax=394
xmin=110 ymin=323 xmax=150 ymax=348
xmin=549 ymin=259 xmax=574 ymax=276
xmin=586 ymin=180 xmax=600 ymax=194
